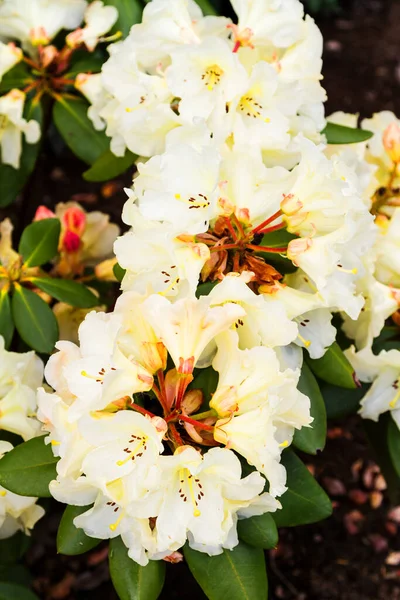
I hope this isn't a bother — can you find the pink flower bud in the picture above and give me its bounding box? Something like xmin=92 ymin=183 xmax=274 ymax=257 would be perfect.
xmin=34 ymin=205 xmax=56 ymax=221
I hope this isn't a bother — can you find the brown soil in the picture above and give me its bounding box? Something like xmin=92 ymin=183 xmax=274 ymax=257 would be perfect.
xmin=8 ymin=0 xmax=400 ymax=598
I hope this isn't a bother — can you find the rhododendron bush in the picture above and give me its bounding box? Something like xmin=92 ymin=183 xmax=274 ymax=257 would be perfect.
xmin=0 ymin=0 xmax=399 ymax=599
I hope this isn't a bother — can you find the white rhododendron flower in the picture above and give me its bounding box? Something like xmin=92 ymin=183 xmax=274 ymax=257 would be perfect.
xmin=0 ymin=442 xmax=45 ymax=539
xmin=0 ymin=0 xmax=87 ymax=52
xmin=66 ymin=1 xmax=118 ymax=51
xmin=0 ymin=336 xmax=43 ymax=440
xmin=0 ymin=42 xmax=22 ymax=82
xmin=346 ymin=346 xmax=400 ymax=429
xmin=78 ymin=0 xmax=325 ymax=158
xmin=0 ymin=89 xmax=40 ymax=169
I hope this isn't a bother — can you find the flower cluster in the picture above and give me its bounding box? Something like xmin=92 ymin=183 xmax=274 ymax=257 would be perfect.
xmin=0 ymin=0 xmax=118 ymax=169
xmin=323 ymin=112 xmax=400 ymax=429
xmin=35 ymin=0 xmax=380 ymax=563
xmin=0 ymin=338 xmax=45 ymax=538
xmin=78 ymin=0 xmax=326 ymax=159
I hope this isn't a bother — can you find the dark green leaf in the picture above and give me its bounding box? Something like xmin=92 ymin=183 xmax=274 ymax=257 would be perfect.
xmin=32 ymin=277 xmax=98 ymax=308
xmin=113 ymin=262 xmax=126 ymax=282
xmin=12 ymin=285 xmax=58 ymax=354
xmin=0 ymin=96 xmax=42 ymax=207
xmin=0 ymin=289 xmax=14 ymax=348
xmin=0 ymin=436 xmax=58 ymax=497
xmin=388 ymin=416 xmax=400 ymax=479
xmin=66 ymin=54 xmax=104 ymax=79
xmin=195 ymin=0 xmax=218 ymax=14
xmin=0 ymin=583 xmax=39 ymax=600
xmin=372 ymin=326 xmax=399 ymax=353
xmin=237 ymin=513 xmax=278 ymax=549
xmin=109 ymin=536 xmax=165 ymax=600
xmin=19 ymin=219 xmax=60 ymax=267
xmin=104 ymin=0 xmax=143 ymax=38
xmin=307 ymin=342 xmax=357 ymax=389
xmin=184 ymin=542 xmax=267 ymax=600
xmin=273 ymin=450 xmax=332 ymax=527
xmin=0 ymin=532 xmax=30 ymax=565
xmin=293 ymin=363 xmax=327 ymax=454
xmin=0 ymin=63 xmax=32 ymax=94
xmin=83 ymin=149 xmax=136 ymax=182
xmin=322 ymin=122 xmax=373 ymax=144
xmin=57 ymin=505 xmax=101 ymax=555
xmin=321 ymin=382 xmax=368 ymax=419
xmin=195 ymin=281 xmax=217 ymax=298
xmin=53 ymin=96 xmax=109 ymax=165
xmin=0 ymin=565 xmax=32 ymax=586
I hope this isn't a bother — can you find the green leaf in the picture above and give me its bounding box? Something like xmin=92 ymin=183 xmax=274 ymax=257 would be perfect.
xmin=83 ymin=149 xmax=136 ymax=182
xmin=195 ymin=0 xmax=218 ymax=14
xmin=195 ymin=281 xmax=218 ymax=298
xmin=388 ymin=416 xmax=400 ymax=479
xmin=322 ymin=122 xmax=373 ymax=144
xmin=0 ymin=289 xmax=14 ymax=349
xmin=273 ymin=450 xmax=332 ymax=527
xmin=32 ymin=277 xmax=98 ymax=308
xmin=307 ymin=342 xmax=357 ymax=389
xmin=19 ymin=219 xmax=60 ymax=267
xmin=0 ymin=583 xmax=39 ymax=600
xmin=237 ymin=513 xmax=278 ymax=549
xmin=184 ymin=542 xmax=267 ymax=600
xmin=0 ymin=532 xmax=30 ymax=565
xmin=0 ymin=436 xmax=58 ymax=497
xmin=321 ymin=381 xmax=368 ymax=419
xmin=113 ymin=262 xmax=126 ymax=282
xmin=0 ymin=96 xmax=42 ymax=207
xmin=109 ymin=536 xmax=165 ymax=600
xmin=57 ymin=505 xmax=101 ymax=555
xmin=66 ymin=54 xmax=105 ymax=79
xmin=53 ymin=96 xmax=109 ymax=165
xmin=0 ymin=63 xmax=32 ymax=94
xmin=12 ymin=285 xmax=58 ymax=354
xmin=104 ymin=0 xmax=143 ymax=38
xmin=293 ymin=363 xmax=327 ymax=454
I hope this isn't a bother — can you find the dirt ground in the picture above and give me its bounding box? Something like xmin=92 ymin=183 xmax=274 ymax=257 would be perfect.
xmin=11 ymin=0 xmax=400 ymax=598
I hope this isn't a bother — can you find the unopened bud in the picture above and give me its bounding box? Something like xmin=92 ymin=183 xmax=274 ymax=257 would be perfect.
xmin=34 ymin=205 xmax=56 ymax=221
xmin=63 ymin=206 xmax=86 ymax=235
xmin=62 ymin=230 xmax=81 ymax=253
xmin=287 ymin=237 xmax=313 ymax=265
xmin=181 ymin=389 xmax=203 ymax=416
xmin=281 ymin=193 xmax=303 ymax=216
xmin=383 ymin=122 xmax=400 ymax=163
xmin=95 ymin=258 xmax=118 ymax=281
xmin=30 ymin=26 xmax=49 ymax=46
xmin=40 ymin=45 xmax=58 ymax=69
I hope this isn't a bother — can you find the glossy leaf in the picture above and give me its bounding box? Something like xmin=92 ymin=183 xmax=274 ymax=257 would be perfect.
xmin=53 ymin=96 xmax=109 ymax=165
xmin=0 ymin=289 xmax=14 ymax=348
xmin=19 ymin=218 xmax=60 ymax=267
xmin=57 ymin=505 xmax=101 ymax=555
xmin=184 ymin=542 xmax=267 ymax=600
xmin=237 ymin=513 xmax=278 ymax=549
xmin=321 ymin=381 xmax=368 ymax=419
xmin=195 ymin=0 xmax=218 ymax=14
xmin=388 ymin=416 xmax=400 ymax=479
xmin=293 ymin=363 xmax=327 ymax=454
xmin=0 ymin=436 xmax=58 ymax=497
xmin=83 ymin=148 xmax=136 ymax=182
xmin=195 ymin=281 xmax=218 ymax=298
xmin=0 ymin=532 xmax=30 ymax=565
xmin=109 ymin=536 xmax=165 ymax=600
xmin=189 ymin=366 xmax=219 ymax=409
xmin=104 ymin=0 xmax=143 ymax=38
xmin=307 ymin=342 xmax=357 ymax=389
xmin=322 ymin=122 xmax=373 ymax=144
xmin=66 ymin=54 xmax=104 ymax=78
xmin=113 ymin=262 xmax=126 ymax=282
xmin=273 ymin=450 xmax=332 ymax=527
xmin=0 ymin=96 xmax=42 ymax=207
xmin=0 ymin=583 xmax=39 ymax=600
xmin=12 ymin=285 xmax=58 ymax=354
xmin=0 ymin=63 xmax=31 ymax=94
xmin=32 ymin=277 xmax=98 ymax=308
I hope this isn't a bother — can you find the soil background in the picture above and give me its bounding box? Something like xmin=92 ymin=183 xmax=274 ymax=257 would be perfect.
xmin=12 ymin=0 xmax=400 ymax=598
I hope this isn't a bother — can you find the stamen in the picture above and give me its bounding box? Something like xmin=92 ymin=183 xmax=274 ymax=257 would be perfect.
xmin=390 ymin=385 xmax=400 ymax=409
xmin=337 ymin=264 xmax=358 ymax=275
xmin=179 ymin=469 xmax=202 ymax=517
xmin=297 ymin=333 xmax=311 ymax=348
xmin=109 ymin=509 xmax=124 ymax=531
xmin=279 ymin=440 xmax=289 ymax=448
xmin=116 ymin=437 xmax=147 ymax=466
xmin=201 ymin=65 xmax=224 ymax=91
